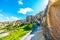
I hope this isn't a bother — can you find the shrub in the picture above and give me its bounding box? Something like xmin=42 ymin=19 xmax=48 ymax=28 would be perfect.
xmin=0 ymin=24 xmax=34 ymax=40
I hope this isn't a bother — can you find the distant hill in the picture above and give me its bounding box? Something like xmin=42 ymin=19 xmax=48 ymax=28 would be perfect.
xmin=0 ymin=11 xmax=44 ymax=27
xmin=26 ymin=11 xmax=44 ymax=25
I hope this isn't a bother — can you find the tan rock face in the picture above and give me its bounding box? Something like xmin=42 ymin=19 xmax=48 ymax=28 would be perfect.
xmin=50 ymin=0 xmax=57 ymax=3
xmin=47 ymin=0 xmax=60 ymax=40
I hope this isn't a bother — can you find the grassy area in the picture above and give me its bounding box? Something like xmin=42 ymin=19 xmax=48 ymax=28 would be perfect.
xmin=0 ymin=24 xmax=34 ymax=40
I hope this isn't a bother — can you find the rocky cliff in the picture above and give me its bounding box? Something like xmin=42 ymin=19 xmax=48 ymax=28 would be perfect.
xmin=44 ymin=0 xmax=60 ymax=40
xmin=26 ymin=11 xmax=44 ymax=25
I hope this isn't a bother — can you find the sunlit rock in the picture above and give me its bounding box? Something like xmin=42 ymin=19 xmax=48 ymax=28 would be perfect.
xmin=46 ymin=0 xmax=60 ymax=40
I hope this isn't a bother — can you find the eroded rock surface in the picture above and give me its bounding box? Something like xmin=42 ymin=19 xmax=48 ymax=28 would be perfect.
xmin=46 ymin=0 xmax=60 ymax=40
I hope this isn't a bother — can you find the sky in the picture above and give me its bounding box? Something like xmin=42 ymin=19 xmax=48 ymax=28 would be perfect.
xmin=0 ymin=0 xmax=48 ymax=22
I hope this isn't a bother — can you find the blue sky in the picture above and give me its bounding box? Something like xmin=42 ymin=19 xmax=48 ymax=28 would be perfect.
xmin=0 ymin=0 xmax=48 ymax=22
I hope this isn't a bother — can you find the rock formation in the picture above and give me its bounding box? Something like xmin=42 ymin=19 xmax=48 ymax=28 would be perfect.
xmin=26 ymin=11 xmax=44 ymax=25
xmin=44 ymin=0 xmax=60 ymax=40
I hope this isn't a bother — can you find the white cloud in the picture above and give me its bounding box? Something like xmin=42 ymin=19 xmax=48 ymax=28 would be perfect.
xmin=6 ymin=17 xmax=9 ymax=20
xmin=0 ymin=16 xmax=20 ymax=22
xmin=18 ymin=7 xmax=34 ymax=14
xmin=6 ymin=16 xmax=19 ymax=21
xmin=11 ymin=16 xmax=19 ymax=20
xmin=18 ymin=1 xmax=23 ymax=5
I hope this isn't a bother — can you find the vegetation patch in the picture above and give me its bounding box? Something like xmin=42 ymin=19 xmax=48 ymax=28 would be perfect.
xmin=0 ymin=24 xmax=34 ymax=40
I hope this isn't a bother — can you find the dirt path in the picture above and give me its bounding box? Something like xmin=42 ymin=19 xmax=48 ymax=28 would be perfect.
xmin=0 ymin=31 xmax=10 ymax=38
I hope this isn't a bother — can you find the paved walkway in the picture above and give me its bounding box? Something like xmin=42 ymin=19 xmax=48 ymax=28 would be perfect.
xmin=21 ymin=23 xmax=45 ymax=40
